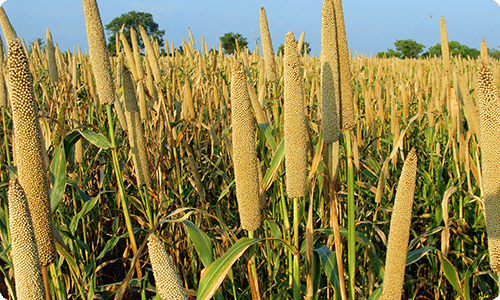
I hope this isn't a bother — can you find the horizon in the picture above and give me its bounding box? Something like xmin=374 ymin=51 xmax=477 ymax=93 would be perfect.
xmin=0 ymin=1 xmax=498 ymax=57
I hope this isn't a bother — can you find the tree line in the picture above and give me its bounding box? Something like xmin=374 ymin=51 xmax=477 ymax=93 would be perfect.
xmin=376 ymin=39 xmax=500 ymax=60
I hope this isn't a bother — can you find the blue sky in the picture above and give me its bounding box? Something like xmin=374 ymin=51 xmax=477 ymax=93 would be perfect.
xmin=1 ymin=0 xmax=500 ymax=56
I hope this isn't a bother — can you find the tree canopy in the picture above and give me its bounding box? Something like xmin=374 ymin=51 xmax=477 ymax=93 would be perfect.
xmin=219 ymin=32 xmax=248 ymax=54
xmin=376 ymin=39 xmax=424 ymax=59
xmin=105 ymin=10 xmax=165 ymax=55
xmin=421 ymin=41 xmax=480 ymax=59
xmin=377 ymin=39 xmax=483 ymax=60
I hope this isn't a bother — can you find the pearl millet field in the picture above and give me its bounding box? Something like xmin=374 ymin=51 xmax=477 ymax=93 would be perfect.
xmin=0 ymin=0 xmax=498 ymax=299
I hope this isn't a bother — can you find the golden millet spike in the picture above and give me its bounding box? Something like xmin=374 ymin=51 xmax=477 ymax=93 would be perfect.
xmin=321 ymin=0 xmax=340 ymax=144
xmin=284 ymin=32 xmax=307 ymax=198
xmin=122 ymin=65 xmax=151 ymax=188
xmin=260 ymin=7 xmax=277 ymax=82
xmin=148 ymin=234 xmax=188 ymax=300
xmin=333 ymin=0 xmax=355 ymax=130
xmin=477 ymin=62 xmax=500 ymax=273
xmin=8 ymin=178 xmax=46 ymax=300
xmin=82 ymin=0 xmax=115 ymax=105
xmin=231 ymin=61 xmax=261 ymax=231
xmin=8 ymin=39 xmax=55 ymax=266
xmin=382 ymin=149 xmax=418 ymax=300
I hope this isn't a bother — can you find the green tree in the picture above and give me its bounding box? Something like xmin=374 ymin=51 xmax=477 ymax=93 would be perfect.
xmin=489 ymin=47 xmax=500 ymax=60
xmin=27 ymin=38 xmax=45 ymax=55
xmin=421 ymin=41 xmax=480 ymax=59
xmin=220 ymin=32 xmax=247 ymax=54
xmin=376 ymin=49 xmax=401 ymax=58
xmin=376 ymin=39 xmax=425 ymax=59
xmin=394 ymin=39 xmax=425 ymax=58
xmin=105 ymin=11 xmax=165 ymax=55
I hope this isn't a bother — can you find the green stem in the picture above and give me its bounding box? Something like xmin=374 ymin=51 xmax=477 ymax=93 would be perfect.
xmin=140 ymin=185 xmax=154 ymax=228
xmin=2 ymin=107 xmax=11 ymax=166
xmin=344 ymin=130 xmax=355 ymax=300
xmin=293 ymin=196 xmax=300 ymax=300
xmin=106 ymin=104 xmax=143 ymax=279
xmin=247 ymin=230 xmax=261 ymax=299
xmin=280 ymin=182 xmax=293 ymax=287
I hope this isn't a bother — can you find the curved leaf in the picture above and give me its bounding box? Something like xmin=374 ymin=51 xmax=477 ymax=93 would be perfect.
xmin=50 ymin=143 xmax=67 ymax=213
xmin=314 ymin=245 xmax=341 ymax=300
xmin=317 ymin=228 xmax=384 ymax=280
xmin=406 ymin=246 xmax=438 ymax=266
xmin=261 ymin=139 xmax=284 ymax=193
xmin=369 ymin=286 xmax=383 ymax=300
xmin=197 ymin=237 xmax=262 ymax=300
xmin=79 ymin=130 xmax=111 ymax=149
xmin=183 ymin=220 xmax=214 ymax=267
xmin=438 ymin=251 xmax=464 ymax=298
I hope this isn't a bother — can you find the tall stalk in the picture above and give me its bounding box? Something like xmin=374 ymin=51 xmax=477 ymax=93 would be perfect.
xmin=105 ymin=104 xmax=143 ymax=278
xmin=344 ymin=130 xmax=355 ymax=299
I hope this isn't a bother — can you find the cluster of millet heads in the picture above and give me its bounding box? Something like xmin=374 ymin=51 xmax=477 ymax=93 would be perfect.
xmin=476 ymin=62 xmax=500 ymax=274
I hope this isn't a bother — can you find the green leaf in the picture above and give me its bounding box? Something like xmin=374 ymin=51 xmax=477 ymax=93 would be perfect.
xmin=259 ymin=122 xmax=277 ymax=152
xmin=317 ymin=228 xmax=384 ymax=280
xmin=50 ymin=143 xmax=67 ymax=213
xmin=406 ymin=246 xmax=438 ymax=266
xmin=79 ymin=130 xmax=111 ymax=150
xmin=261 ymin=139 xmax=284 ymax=193
xmin=182 ymin=220 xmax=214 ymax=267
xmin=264 ymin=219 xmax=282 ymax=239
xmin=314 ymin=245 xmax=341 ymax=300
xmin=70 ymin=191 xmax=112 ymax=233
xmin=438 ymin=251 xmax=464 ymax=298
xmin=96 ymin=235 xmax=121 ymax=260
xmin=217 ymin=179 xmax=234 ymax=201
xmin=369 ymin=286 xmax=383 ymax=300
xmin=197 ymin=237 xmax=262 ymax=300
xmin=312 ymin=251 xmax=321 ymax=300
xmin=463 ymin=252 xmax=484 ymax=300
xmin=62 ymin=130 xmax=83 ymax=158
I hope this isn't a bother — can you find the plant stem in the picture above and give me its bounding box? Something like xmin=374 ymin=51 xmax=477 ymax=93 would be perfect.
xmin=140 ymin=185 xmax=154 ymax=228
xmin=42 ymin=265 xmax=51 ymax=300
xmin=106 ymin=104 xmax=143 ymax=279
xmin=293 ymin=196 xmax=300 ymax=300
xmin=247 ymin=230 xmax=261 ymax=300
xmin=2 ymin=107 xmax=10 ymax=166
xmin=327 ymin=142 xmax=348 ymax=300
xmin=344 ymin=130 xmax=355 ymax=300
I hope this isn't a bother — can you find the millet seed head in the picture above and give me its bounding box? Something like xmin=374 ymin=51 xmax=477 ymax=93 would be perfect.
xmin=333 ymin=0 xmax=355 ymax=130
xmin=0 ymin=7 xmax=17 ymax=46
xmin=260 ymin=7 xmax=277 ymax=82
xmin=82 ymin=0 xmax=115 ymax=105
xmin=8 ymin=39 xmax=55 ymax=266
xmin=321 ymin=0 xmax=340 ymax=144
xmin=231 ymin=61 xmax=261 ymax=231
xmin=122 ymin=66 xmax=151 ymax=188
xmin=284 ymin=32 xmax=307 ymax=198
xmin=382 ymin=149 xmax=418 ymax=300
xmin=148 ymin=234 xmax=188 ymax=300
xmin=477 ymin=62 xmax=500 ymax=273
xmin=46 ymin=28 xmax=58 ymax=85
xmin=8 ymin=178 xmax=46 ymax=300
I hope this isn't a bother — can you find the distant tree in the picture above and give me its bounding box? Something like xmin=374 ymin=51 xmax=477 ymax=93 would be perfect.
xmin=394 ymin=39 xmax=425 ymax=58
xmin=277 ymin=41 xmax=311 ymax=56
xmin=220 ymin=32 xmax=247 ymax=54
xmin=105 ymin=11 xmax=165 ymax=55
xmin=376 ymin=39 xmax=424 ymax=59
xmin=489 ymin=47 xmax=500 ymax=60
xmin=28 ymin=38 xmax=45 ymax=55
xmin=376 ymin=49 xmax=401 ymax=58
xmin=421 ymin=41 xmax=480 ymax=59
